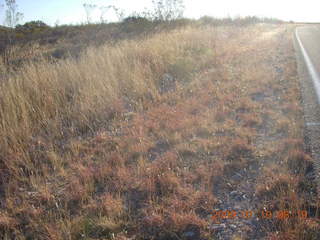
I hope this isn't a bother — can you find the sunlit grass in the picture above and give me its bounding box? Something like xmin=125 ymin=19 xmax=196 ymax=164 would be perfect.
xmin=0 ymin=22 xmax=316 ymax=239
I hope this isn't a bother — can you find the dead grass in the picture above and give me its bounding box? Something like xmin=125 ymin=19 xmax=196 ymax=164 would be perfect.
xmin=0 ymin=21 xmax=317 ymax=239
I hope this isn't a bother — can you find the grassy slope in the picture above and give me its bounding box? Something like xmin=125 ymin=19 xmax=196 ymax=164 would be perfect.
xmin=0 ymin=21 xmax=319 ymax=239
xmin=0 ymin=19 xmax=198 ymax=69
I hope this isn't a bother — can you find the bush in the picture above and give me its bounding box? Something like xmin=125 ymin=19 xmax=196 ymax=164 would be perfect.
xmin=15 ymin=20 xmax=50 ymax=38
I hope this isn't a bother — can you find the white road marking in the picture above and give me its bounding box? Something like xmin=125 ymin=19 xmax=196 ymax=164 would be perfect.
xmin=296 ymin=27 xmax=320 ymax=194
xmin=295 ymin=28 xmax=320 ymax=104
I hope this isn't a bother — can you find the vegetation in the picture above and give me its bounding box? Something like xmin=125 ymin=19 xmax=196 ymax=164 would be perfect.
xmin=3 ymin=0 xmax=23 ymax=28
xmin=0 ymin=2 xmax=318 ymax=239
xmin=0 ymin=16 xmax=284 ymax=70
xmin=151 ymin=0 xmax=185 ymax=21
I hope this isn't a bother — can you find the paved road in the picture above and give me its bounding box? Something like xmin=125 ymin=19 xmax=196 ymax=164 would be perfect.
xmin=295 ymin=25 xmax=320 ymax=191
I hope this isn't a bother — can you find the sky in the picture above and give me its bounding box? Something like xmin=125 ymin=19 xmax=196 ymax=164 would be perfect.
xmin=0 ymin=0 xmax=319 ymax=26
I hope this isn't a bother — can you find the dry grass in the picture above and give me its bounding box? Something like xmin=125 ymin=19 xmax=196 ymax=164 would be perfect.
xmin=0 ymin=22 xmax=318 ymax=239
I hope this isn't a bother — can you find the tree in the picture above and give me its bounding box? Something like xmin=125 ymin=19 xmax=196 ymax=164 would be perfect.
xmin=83 ymin=3 xmax=97 ymax=24
xmin=99 ymin=6 xmax=112 ymax=23
xmin=0 ymin=0 xmax=24 ymax=66
xmin=4 ymin=0 xmax=23 ymax=28
xmin=112 ymin=6 xmax=126 ymax=22
xmin=151 ymin=0 xmax=185 ymax=21
xmin=15 ymin=21 xmax=49 ymax=37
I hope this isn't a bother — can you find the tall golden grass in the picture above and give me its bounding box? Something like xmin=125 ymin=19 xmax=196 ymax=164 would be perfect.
xmin=0 ymin=26 xmax=217 ymax=152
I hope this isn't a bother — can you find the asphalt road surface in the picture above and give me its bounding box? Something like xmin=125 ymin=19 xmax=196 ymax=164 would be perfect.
xmin=295 ymin=25 xmax=320 ymax=191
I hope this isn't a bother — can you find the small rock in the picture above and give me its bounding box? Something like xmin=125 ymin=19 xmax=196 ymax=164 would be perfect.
xmin=230 ymin=224 xmax=237 ymax=229
xmin=230 ymin=190 xmax=238 ymax=196
xmin=211 ymin=224 xmax=226 ymax=231
xmin=227 ymin=183 xmax=233 ymax=187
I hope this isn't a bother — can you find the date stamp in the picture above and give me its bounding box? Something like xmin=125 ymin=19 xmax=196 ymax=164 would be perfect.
xmin=211 ymin=210 xmax=308 ymax=222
